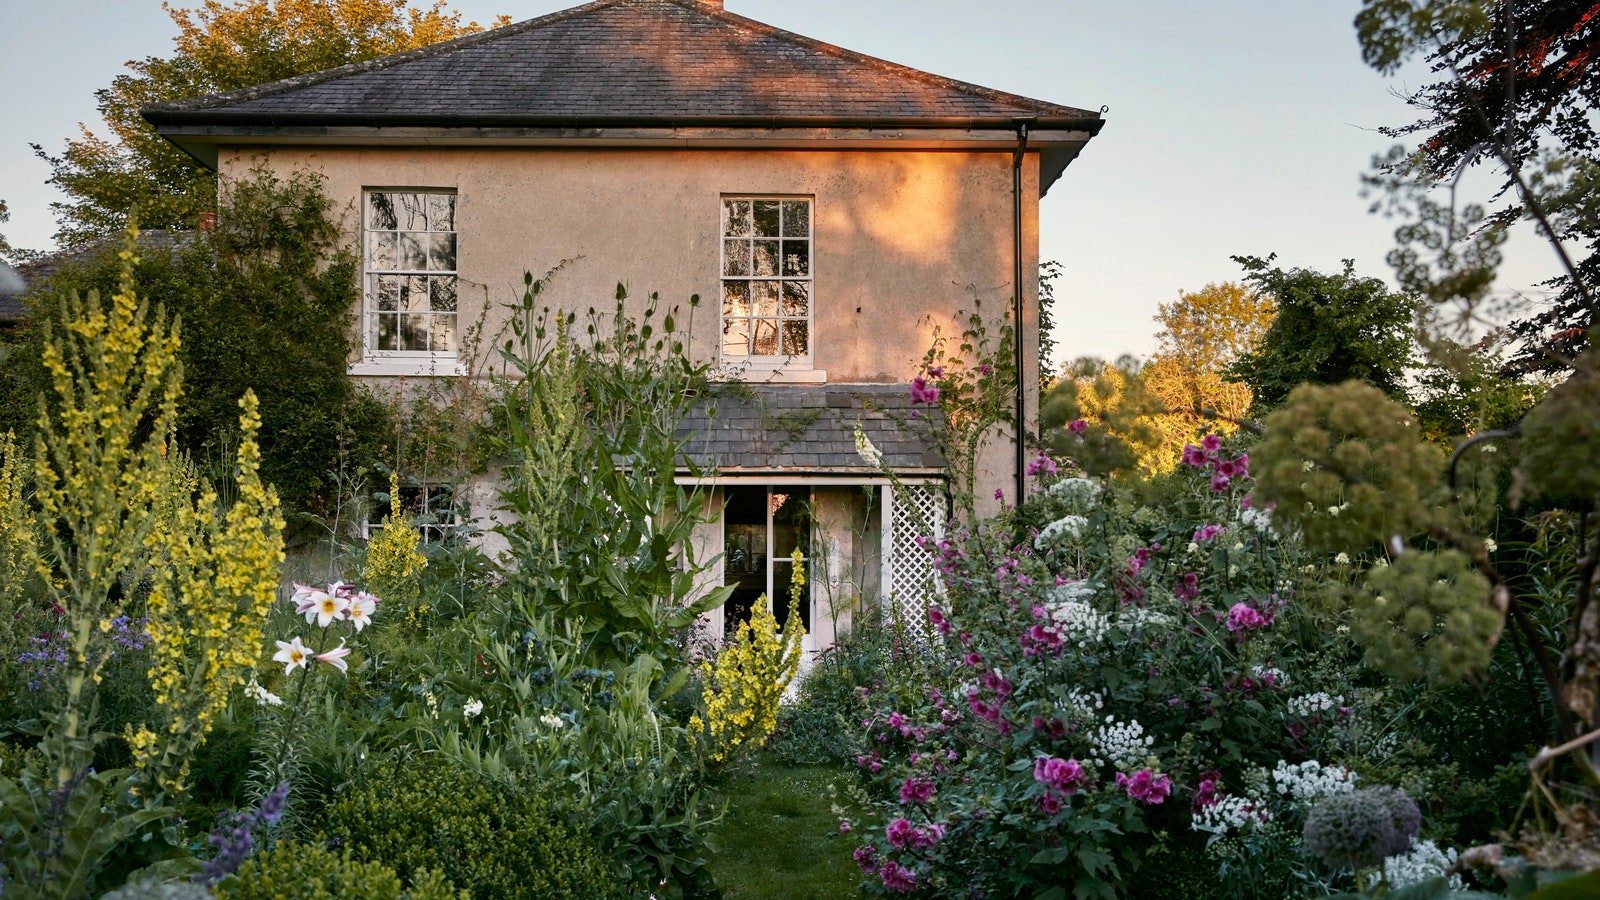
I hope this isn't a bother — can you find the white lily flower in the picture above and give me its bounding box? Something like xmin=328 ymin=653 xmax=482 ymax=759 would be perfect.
xmin=347 ymin=592 xmax=377 ymax=632
xmin=314 ymin=640 xmax=353 ymax=673
xmin=273 ymin=637 xmax=311 ymax=674
xmin=303 ymin=590 xmax=350 ymax=628
xmin=464 ymin=698 xmax=484 ymax=719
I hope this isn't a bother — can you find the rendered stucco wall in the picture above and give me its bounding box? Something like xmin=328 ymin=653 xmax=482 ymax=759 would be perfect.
xmin=220 ymin=144 xmax=1040 ymax=510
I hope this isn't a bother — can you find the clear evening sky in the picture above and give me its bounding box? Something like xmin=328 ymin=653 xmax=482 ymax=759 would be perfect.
xmin=0 ymin=1 xmax=1558 ymax=365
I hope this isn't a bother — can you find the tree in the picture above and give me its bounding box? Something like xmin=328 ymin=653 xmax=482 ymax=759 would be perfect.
xmin=34 ymin=0 xmax=507 ymax=246
xmin=1225 ymin=255 xmax=1419 ymax=413
xmin=1357 ymin=0 xmax=1600 ymax=370
xmin=1141 ymin=281 xmax=1274 ymax=460
xmin=0 ymin=200 xmax=12 ymax=261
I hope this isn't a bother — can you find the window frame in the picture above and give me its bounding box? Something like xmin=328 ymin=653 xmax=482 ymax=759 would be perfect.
xmin=718 ymin=195 xmax=815 ymax=372
xmin=355 ymin=188 xmax=463 ymax=376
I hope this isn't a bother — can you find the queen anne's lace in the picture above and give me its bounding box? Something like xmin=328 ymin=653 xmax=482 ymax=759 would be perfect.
xmin=1272 ymin=759 xmax=1357 ymax=804
xmin=1047 ymin=477 xmax=1102 ymax=508
xmin=1045 ymin=600 xmax=1112 ymax=646
xmin=1287 ymin=692 xmax=1344 ymax=718
xmin=1191 ymin=795 xmax=1272 ymax=835
xmin=1035 ymin=515 xmax=1089 ymax=550
xmin=1091 ymin=716 xmax=1153 ymax=769
xmin=1371 ymin=840 xmax=1463 ymax=891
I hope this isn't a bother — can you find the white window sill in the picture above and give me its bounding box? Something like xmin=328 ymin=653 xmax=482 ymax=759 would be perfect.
xmin=348 ymin=358 xmax=467 ymax=377
xmin=712 ymin=364 xmax=827 ymax=384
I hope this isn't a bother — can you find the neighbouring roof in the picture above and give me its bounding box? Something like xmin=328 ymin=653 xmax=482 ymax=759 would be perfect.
xmin=0 ymin=262 xmax=25 ymax=324
xmin=678 ymin=383 xmax=944 ymax=476
xmin=144 ymin=0 xmax=1102 ymax=192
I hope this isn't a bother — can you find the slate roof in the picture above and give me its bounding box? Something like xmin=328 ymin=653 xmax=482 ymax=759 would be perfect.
xmin=144 ymin=0 xmax=1102 ymax=127
xmin=678 ymin=383 xmax=944 ymax=475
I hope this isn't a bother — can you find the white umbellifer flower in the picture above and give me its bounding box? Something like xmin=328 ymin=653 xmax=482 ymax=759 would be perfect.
xmin=1302 ymin=460 xmax=1316 ymax=472
xmin=245 ymin=681 xmax=283 ymax=707
xmin=1063 ymin=688 xmax=1104 ymax=720
xmin=1271 ymin=759 xmax=1357 ymax=804
xmin=1186 ymin=542 xmax=1200 ymax=554
xmin=1051 ymin=580 xmax=1097 ymax=605
xmin=1484 ymin=537 xmax=1498 ymax=553
xmin=853 ymin=427 xmax=883 ymax=467
xmin=1327 ymin=506 xmax=1342 ymax=517
xmin=1287 ymin=692 xmax=1343 ymax=718
xmin=1334 ymin=552 xmax=1351 ymax=565
xmin=1191 ymin=795 xmax=1273 ymax=835
xmin=464 ymin=698 xmax=484 ymax=719
xmin=1045 ymin=600 xmax=1112 ymax=646
xmin=1046 ymin=477 xmax=1102 ymax=508
xmin=1091 ymin=717 xmax=1153 ymax=770
xmin=1251 ymin=666 xmax=1288 ymax=687
xmin=1118 ymin=605 xmax=1175 ymax=631
xmin=540 ymin=712 xmax=566 ymax=729
xmin=1370 ymin=840 xmax=1463 ymax=891
xmin=1035 ymin=515 xmax=1089 ymax=550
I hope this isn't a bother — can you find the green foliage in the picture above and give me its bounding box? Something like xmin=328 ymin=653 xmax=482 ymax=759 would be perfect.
xmin=3 ymin=168 xmax=391 ymax=517
xmin=769 ymin=633 xmax=891 ymax=766
xmin=1250 ymin=381 xmax=1444 ymax=552
xmin=1040 ymin=356 xmax=1165 ymax=477
xmin=215 ymin=841 xmax=465 ymax=900
xmin=34 ymin=0 xmax=504 ymax=246
xmin=325 ymin=761 xmax=616 ymax=900
xmin=491 ymin=280 xmax=729 ymax=672
xmin=1226 ymin=256 xmax=1419 ymax=414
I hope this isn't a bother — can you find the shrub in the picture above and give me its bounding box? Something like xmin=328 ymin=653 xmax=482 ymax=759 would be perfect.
xmin=214 ymin=841 xmax=463 ymax=900
xmin=324 ymin=761 xmax=617 ymax=899
xmin=769 ymin=631 xmax=889 ymax=765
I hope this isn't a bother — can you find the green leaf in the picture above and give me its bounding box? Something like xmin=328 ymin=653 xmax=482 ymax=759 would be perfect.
xmin=1529 ymin=871 xmax=1600 ymax=900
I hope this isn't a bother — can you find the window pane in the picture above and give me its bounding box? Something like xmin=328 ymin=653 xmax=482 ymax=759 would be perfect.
xmin=368 ymin=193 xmax=398 ymax=230
xmin=753 ymin=240 xmax=779 ymax=276
xmin=374 ymin=274 xmax=399 ymax=311
xmin=429 ymin=233 xmax=456 ymax=271
xmin=370 ymin=232 xmax=397 ymax=269
xmin=782 ymin=320 xmax=808 ymax=356
xmin=722 ymin=200 xmax=752 ymax=237
xmin=403 ymin=276 xmax=430 ymax=312
xmin=752 ymin=281 xmax=779 ymax=316
xmin=427 ymin=194 xmax=455 ymax=232
xmin=723 ymin=240 xmax=750 ymax=277
xmin=430 ymin=276 xmax=457 ymax=312
xmin=722 ymin=318 xmax=749 ymax=356
xmin=722 ymin=281 xmax=749 ymax=316
xmin=375 ymin=314 xmax=398 ymax=351
xmin=398 ymin=233 xmax=427 ymax=270
xmin=397 ymin=194 xmax=428 ymax=231
xmin=401 ymin=314 xmax=429 ymax=350
xmin=782 ymin=240 xmax=808 ymax=277
xmin=781 ymin=281 xmax=809 ymax=316
xmin=753 ymin=201 xmax=780 ymax=236
xmin=432 ymin=313 xmax=457 ymax=353
xmin=782 ymin=201 xmax=809 ymax=237
xmin=752 ymin=319 xmax=779 ymax=355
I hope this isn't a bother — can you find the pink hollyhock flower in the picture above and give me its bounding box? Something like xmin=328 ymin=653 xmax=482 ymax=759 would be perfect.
xmin=1210 ymin=472 xmax=1232 ymax=492
xmin=885 ymin=817 xmax=915 ymax=848
xmin=1033 ymin=756 xmax=1089 ymax=796
xmin=1201 ymin=433 xmax=1222 ymax=453
xmin=1181 ymin=443 xmax=1208 ymax=467
xmin=1036 ymin=792 xmax=1063 ymax=815
xmin=1067 ymin=418 xmax=1088 ymax=434
xmin=839 ymin=819 xmax=852 ymax=834
xmin=1115 ymin=769 xmax=1172 ymax=804
xmin=854 ymin=845 xmax=878 ymax=872
xmin=929 ymin=366 xmax=944 ymax=378
xmin=927 ymin=605 xmax=951 ymax=635
xmin=910 ymin=376 xmax=940 ymax=405
xmin=899 ymin=778 xmax=936 ymax=805
xmin=1027 ymin=450 xmax=1057 ymax=476
xmin=1193 ymin=524 xmax=1223 ymax=542
xmin=963 ymin=652 xmax=983 ymax=668
xmin=1226 ymin=602 xmax=1269 ymax=634
xmin=880 ymin=860 xmax=917 ymax=893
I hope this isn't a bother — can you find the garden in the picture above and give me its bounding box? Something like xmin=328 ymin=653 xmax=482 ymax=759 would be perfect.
xmin=4 ymin=2 xmax=1600 ymax=898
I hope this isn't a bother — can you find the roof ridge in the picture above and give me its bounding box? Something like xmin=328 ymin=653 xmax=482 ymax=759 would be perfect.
xmin=664 ymin=0 xmax=1088 ymax=117
xmin=144 ymin=0 xmax=631 ymax=113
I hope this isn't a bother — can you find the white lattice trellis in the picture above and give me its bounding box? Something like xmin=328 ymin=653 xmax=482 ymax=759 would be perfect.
xmin=882 ymin=484 xmax=946 ymax=642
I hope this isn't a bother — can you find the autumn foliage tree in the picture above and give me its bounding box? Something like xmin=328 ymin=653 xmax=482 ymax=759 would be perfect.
xmin=34 ymin=0 xmax=508 ymax=245
xmin=1141 ymin=281 xmax=1274 ymax=462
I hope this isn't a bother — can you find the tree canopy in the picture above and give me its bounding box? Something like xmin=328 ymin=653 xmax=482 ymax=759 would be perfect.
xmin=1357 ymin=0 xmax=1600 ymax=369
xmin=1225 ymin=255 xmax=1419 ymax=414
xmin=1142 ymin=281 xmax=1274 ymax=449
xmin=34 ymin=0 xmax=508 ymax=246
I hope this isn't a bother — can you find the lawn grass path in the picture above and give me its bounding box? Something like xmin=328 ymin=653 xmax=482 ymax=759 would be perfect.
xmin=708 ymin=756 xmax=862 ymax=898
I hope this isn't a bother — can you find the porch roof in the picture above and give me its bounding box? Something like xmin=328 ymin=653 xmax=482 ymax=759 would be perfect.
xmin=677 ymin=383 xmax=945 ymax=476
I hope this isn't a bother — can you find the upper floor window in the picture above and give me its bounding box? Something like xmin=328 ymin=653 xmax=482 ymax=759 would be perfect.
xmin=364 ymin=191 xmax=457 ymax=358
xmin=721 ymin=197 xmax=811 ymax=365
